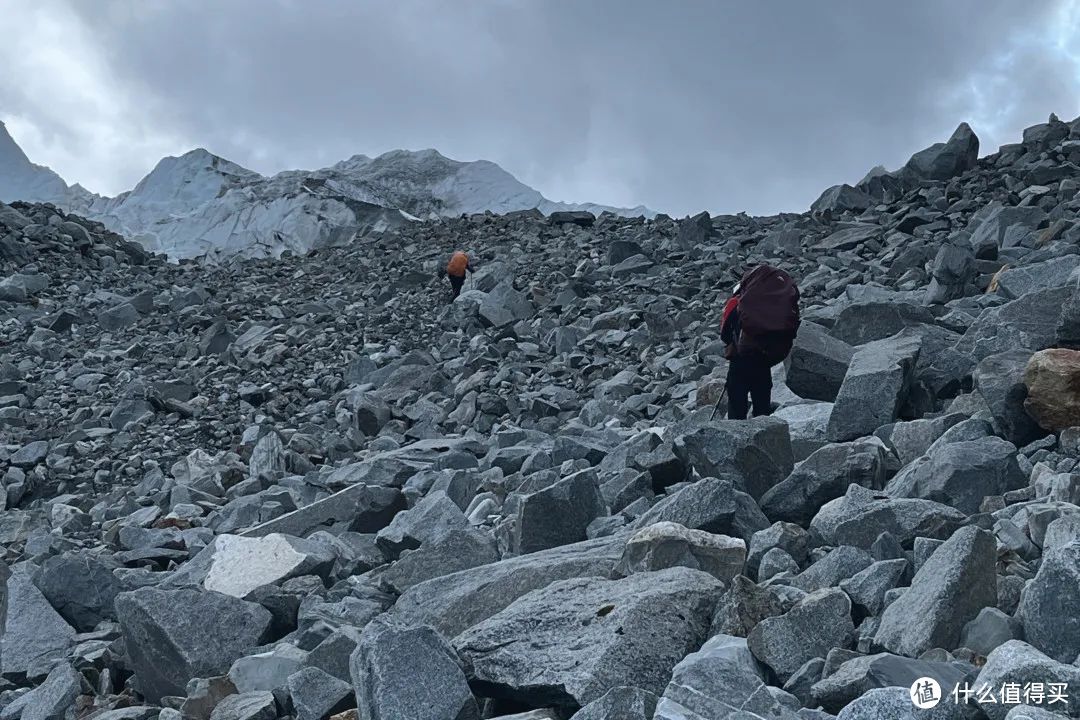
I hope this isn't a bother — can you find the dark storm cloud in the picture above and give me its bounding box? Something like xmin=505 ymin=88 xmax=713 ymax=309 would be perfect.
xmin=9 ymin=0 xmax=1080 ymax=215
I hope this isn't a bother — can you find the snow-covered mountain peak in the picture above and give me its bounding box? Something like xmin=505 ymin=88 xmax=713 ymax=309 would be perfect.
xmin=0 ymin=129 xmax=655 ymax=259
xmin=0 ymin=120 xmax=73 ymax=205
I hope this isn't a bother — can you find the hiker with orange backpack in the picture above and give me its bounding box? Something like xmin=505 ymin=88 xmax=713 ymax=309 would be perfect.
xmin=445 ymin=250 xmax=474 ymax=299
xmin=720 ymin=265 xmax=801 ymax=420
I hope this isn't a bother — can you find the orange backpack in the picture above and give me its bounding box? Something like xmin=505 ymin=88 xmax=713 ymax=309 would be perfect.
xmin=447 ymin=251 xmax=469 ymax=277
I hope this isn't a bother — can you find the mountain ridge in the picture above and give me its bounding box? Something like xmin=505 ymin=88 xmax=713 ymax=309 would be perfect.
xmin=0 ymin=124 xmax=655 ymax=259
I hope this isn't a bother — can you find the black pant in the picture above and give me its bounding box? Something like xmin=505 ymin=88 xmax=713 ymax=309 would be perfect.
xmin=449 ymin=274 xmax=465 ymax=299
xmin=726 ymin=353 xmax=773 ymax=420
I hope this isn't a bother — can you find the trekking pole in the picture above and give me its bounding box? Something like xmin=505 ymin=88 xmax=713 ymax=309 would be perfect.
xmin=709 ymin=385 xmax=728 ymax=421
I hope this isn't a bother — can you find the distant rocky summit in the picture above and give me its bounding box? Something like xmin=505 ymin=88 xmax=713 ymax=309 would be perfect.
xmin=1 ymin=113 xmax=1080 ymax=719
xmin=0 ymin=121 xmax=653 ymax=259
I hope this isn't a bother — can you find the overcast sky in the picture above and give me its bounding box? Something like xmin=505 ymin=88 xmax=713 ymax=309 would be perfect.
xmin=2 ymin=1 xmax=1080 ymax=216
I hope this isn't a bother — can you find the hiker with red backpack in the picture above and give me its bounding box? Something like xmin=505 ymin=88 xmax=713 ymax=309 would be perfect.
xmin=720 ymin=265 xmax=801 ymax=420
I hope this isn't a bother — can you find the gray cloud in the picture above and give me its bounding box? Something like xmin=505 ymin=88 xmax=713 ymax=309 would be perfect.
xmin=4 ymin=0 xmax=1080 ymax=216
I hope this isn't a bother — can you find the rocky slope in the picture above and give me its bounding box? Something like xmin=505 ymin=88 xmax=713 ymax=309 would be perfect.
xmin=1 ymin=114 xmax=1080 ymax=719
xmin=0 ymin=122 xmax=653 ymax=260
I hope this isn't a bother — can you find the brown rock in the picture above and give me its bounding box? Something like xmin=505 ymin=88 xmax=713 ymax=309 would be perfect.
xmin=1024 ymin=349 xmax=1080 ymax=430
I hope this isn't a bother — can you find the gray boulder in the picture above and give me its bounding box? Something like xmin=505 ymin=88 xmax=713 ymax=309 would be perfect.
xmin=376 ymin=526 xmax=499 ymax=594
xmin=833 ymin=686 xmax=961 ymax=719
xmin=32 ymin=550 xmax=123 ymax=632
xmin=115 ymin=587 xmax=272 ymax=702
xmin=98 ymin=301 xmax=140 ymax=331
xmin=228 ymin=644 xmax=307 ymax=693
xmin=954 ymin=286 xmax=1071 ymax=363
xmin=974 ymin=350 xmax=1045 ymax=447
xmin=747 ymin=522 xmax=811 ymax=577
xmin=875 ymin=414 xmax=966 ymax=466
xmin=810 ymin=483 xmax=967 ymax=550
xmin=0 ymin=662 xmax=82 ymax=720
xmin=674 ymin=417 xmax=794 ymax=501
xmin=390 ymin=537 xmax=624 ymax=638
xmin=830 ymin=302 xmax=935 ymax=346
xmin=632 ymin=476 xmax=770 ymax=543
xmin=514 ymin=470 xmax=607 ymax=554
xmin=811 ymin=652 xmax=972 ymax=715
xmin=568 ymin=686 xmax=659 ymax=720
xmin=711 ymin=574 xmax=786 ymax=638
xmin=239 ymin=482 xmax=405 ymax=538
xmin=748 ymin=587 xmax=855 ymax=683
xmin=479 ymin=280 xmax=534 ymax=328
xmin=959 ymin=607 xmax=1022 ymax=658
xmin=786 ymin=322 xmax=855 ymax=402
xmin=351 ymin=624 xmax=477 ymax=720
xmin=287 ymin=667 xmax=353 ymax=720
xmin=789 ymin=545 xmax=874 ymax=593
xmin=2 ymin=565 xmax=76 ymax=677
xmin=614 ymin=522 xmax=745 ymax=584
xmin=653 ymin=634 xmax=801 ymax=720
xmin=839 ymin=559 xmax=909 ymax=616
xmin=812 ymin=184 xmax=873 ymax=215
xmin=902 ymin=122 xmax=979 ymax=181
xmin=875 ymin=526 xmax=997 ymax=657
xmin=1017 ymin=539 xmax=1080 ymax=663
xmin=377 ymin=490 xmax=468 ymax=559
xmin=995 ymin=255 xmax=1080 ymax=299
xmin=761 ymin=438 xmax=891 ymax=526
xmin=208 ymin=693 xmax=277 ymax=720
xmin=827 ymin=331 xmax=921 ymax=442
xmin=974 ymin=640 xmax=1080 ymax=720
xmin=454 ymin=567 xmax=721 ymax=708
xmin=885 ymin=436 xmax=1026 ymax=515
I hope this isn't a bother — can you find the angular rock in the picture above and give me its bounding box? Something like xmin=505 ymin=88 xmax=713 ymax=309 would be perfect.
xmin=785 ymin=322 xmax=854 ymax=402
xmin=830 ymin=302 xmax=934 ymax=347
xmin=287 ymin=667 xmax=353 ymax=720
xmin=614 ymin=522 xmax=745 ymax=583
xmin=959 ymin=607 xmax=1022 ymax=658
xmin=33 ymin=550 xmax=123 ymax=632
xmin=654 ymin=634 xmax=800 ymax=720
xmin=513 ymin=469 xmax=606 ymax=554
xmin=789 ymin=545 xmax=874 ymax=593
xmin=240 ymin=483 xmax=405 ymax=538
xmin=902 ymin=122 xmax=979 ymax=181
xmin=377 ymin=490 xmax=468 ymax=559
xmin=748 ymin=587 xmax=855 ymax=683
xmin=115 ymin=587 xmax=272 ymax=702
xmin=874 ymin=526 xmax=997 ymax=657
xmin=190 ymin=533 xmax=334 ymax=599
xmin=674 ymin=417 xmax=794 ymax=501
xmin=886 ymin=436 xmax=1026 ymax=515
xmin=1017 ymin=539 xmax=1080 ymax=663
xmin=0 ymin=662 xmax=81 ymax=720
xmin=228 ymin=644 xmax=307 ymax=693
xmin=974 ymin=640 xmax=1080 ymax=720
xmin=632 ymin=476 xmax=770 ymax=543
xmin=827 ymin=331 xmax=921 ymax=442
xmin=974 ymin=350 xmax=1045 ymax=446
xmin=568 ymin=685 xmax=658 ymax=720
xmin=711 ymin=574 xmax=786 ymax=638
xmin=351 ymin=623 xmax=478 ymax=720
xmin=2 ymin=565 xmax=76 ymax=677
xmin=208 ymin=692 xmax=277 ymax=720
xmin=839 ymin=558 xmax=909 ymax=617
xmin=391 ymin=537 xmax=623 ymax=638
xmin=455 ymin=567 xmax=721 ymax=708
xmin=811 ymin=652 xmax=971 ymax=715
xmin=761 ymin=438 xmax=891 ymax=526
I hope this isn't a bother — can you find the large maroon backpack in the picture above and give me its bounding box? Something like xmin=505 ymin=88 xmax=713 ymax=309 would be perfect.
xmin=736 ymin=265 xmax=800 ymax=366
